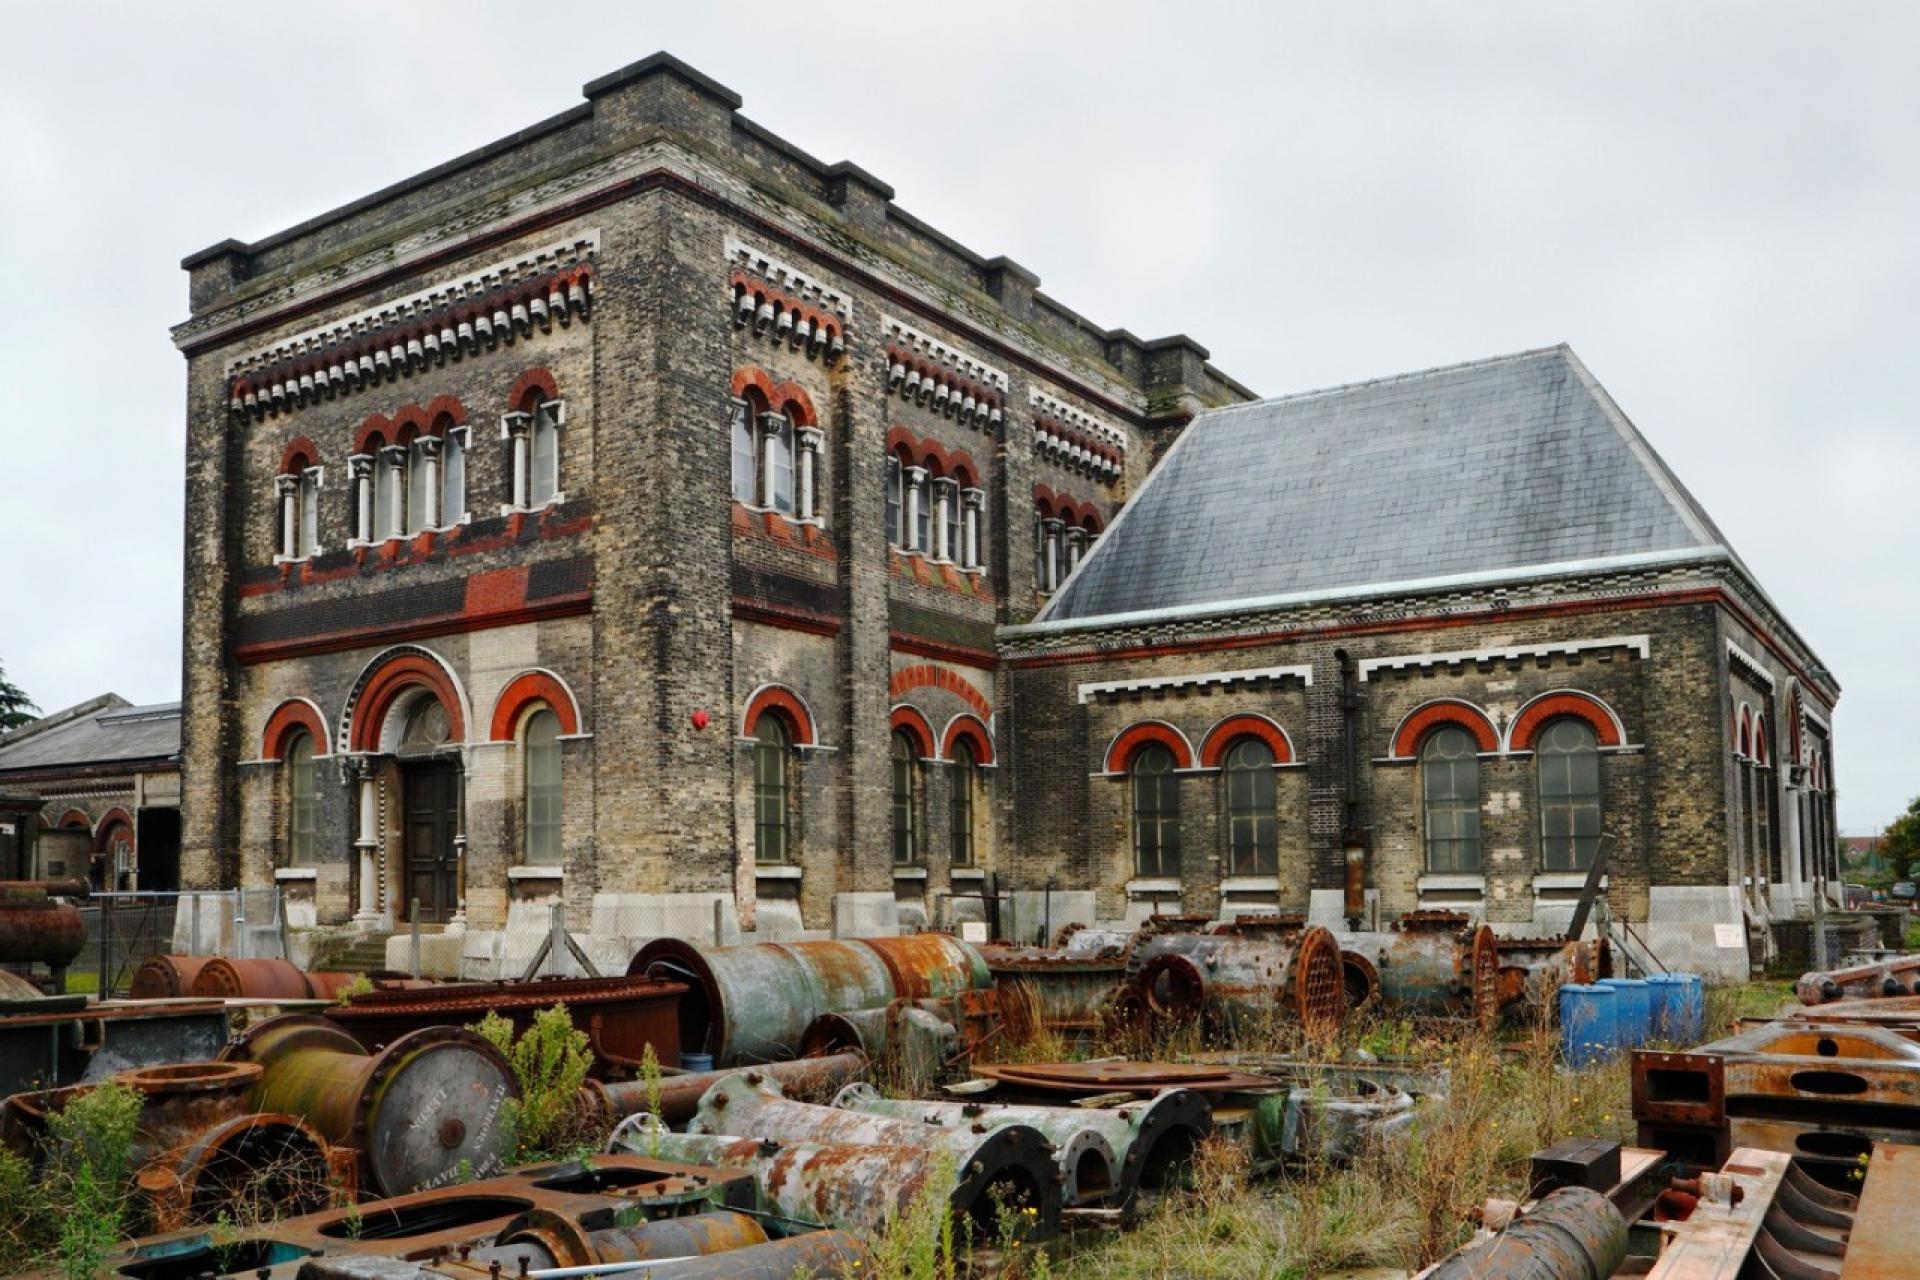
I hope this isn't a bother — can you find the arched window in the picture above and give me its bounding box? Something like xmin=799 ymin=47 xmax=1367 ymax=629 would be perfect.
xmin=765 ymin=411 xmax=794 ymax=514
xmin=405 ymin=438 xmax=433 ymax=534
xmin=286 ymin=729 xmax=316 ymax=867
xmin=885 ymin=455 xmax=903 ymax=545
xmin=891 ymin=730 xmax=921 ymax=866
xmin=523 ymin=709 xmax=562 ymax=865
xmin=1538 ymin=718 xmax=1601 ymax=871
xmin=1421 ymin=726 xmax=1482 ymax=872
xmin=530 ymin=398 xmax=562 ymax=507
xmin=1224 ymin=738 xmax=1277 ymax=877
xmin=949 ymin=739 xmax=976 ymax=867
xmin=1131 ymin=744 xmax=1181 ymax=877
xmin=374 ymin=444 xmax=405 ymax=540
xmin=754 ymin=716 xmax=790 ymax=864
xmin=731 ymin=399 xmax=756 ymax=504
xmin=441 ymin=428 xmax=467 ymax=525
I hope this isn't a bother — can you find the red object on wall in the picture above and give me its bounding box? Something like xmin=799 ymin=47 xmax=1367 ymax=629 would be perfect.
xmin=691 ymin=709 xmax=711 ymax=730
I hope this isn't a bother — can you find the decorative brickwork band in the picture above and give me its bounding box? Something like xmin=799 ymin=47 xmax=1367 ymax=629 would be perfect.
xmin=488 ymin=670 xmax=583 ymax=741
xmin=278 ymin=436 xmax=320 ymax=475
xmin=887 ymin=663 xmax=994 ymax=723
xmin=1198 ymin=713 xmax=1295 ymax=768
xmin=941 ymin=713 xmax=995 ymax=766
xmin=888 ymin=704 xmax=938 ymax=758
xmin=343 ymin=648 xmax=468 ymax=752
xmin=1508 ymin=691 xmax=1625 ymax=753
xmin=1390 ymin=699 xmax=1499 ymax=758
xmin=741 ymin=684 xmax=816 ymax=746
xmin=1104 ymin=721 xmax=1195 ymax=773
xmin=261 ymin=698 xmax=331 ymax=759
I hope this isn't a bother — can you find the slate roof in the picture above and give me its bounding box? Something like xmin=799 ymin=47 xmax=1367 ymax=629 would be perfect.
xmin=1037 ymin=345 xmax=1735 ymax=625
xmin=0 ymin=696 xmax=182 ymax=773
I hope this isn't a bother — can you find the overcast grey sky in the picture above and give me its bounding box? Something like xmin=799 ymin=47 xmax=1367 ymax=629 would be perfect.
xmin=1 ymin=3 xmax=1913 ymax=830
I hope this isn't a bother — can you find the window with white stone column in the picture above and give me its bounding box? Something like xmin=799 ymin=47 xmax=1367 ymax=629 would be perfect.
xmin=1042 ymin=517 xmax=1065 ymax=592
xmin=960 ymin=487 xmax=985 ymax=571
xmin=501 ymin=411 xmax=532 ymax=513
xmin=406 ymin=436 xmax=440 ymax=535
xmin=796 ymin=426 xmax=824 ymax=524
xmin=348 ymin=454 xmax=374 ymax=545
xmin=530 ymin=398 xmax=563 ymax=506
xmin=440 ymin=427 xmax=468 ymax=526
xmin=885 ymin=456 xmax=904 ymax=546
xmin=377 ymin=445 xmax=408 ymax=540
xmin=275 ymin=474 xmax=299 ymax=562
xmin=759 ymin=411 xmax=794 ymax=514
xmin=1066 ymin=526 xmax=1087 ymax=574
xmin=932 ymin=478 xmax=957 ymax=562
xmin=905 ymin=465 xmax=929 ymax=553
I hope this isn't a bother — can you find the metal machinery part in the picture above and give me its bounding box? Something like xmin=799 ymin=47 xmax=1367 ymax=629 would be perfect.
xmin=220 ymin=1013 xmax=518 ymax=1196
xmin=190 ymin=957 xmax=362 ymax=1001
xmin=968 ymin=1059 xmax=1282 ymax=1097
xmin=1643 ymin=1147 xmax=1857 ymax=1280
xmin=130 ymin=954 xmax=215 ymax=1000
xmin=1633 ymin=1021 xmax=1920 ymax=1182
xmin=1241 ymin=1076 xmax=1419 ymax=1166
xmin=472 ymin=1207 xmax=769 ymax=1269
xmin=1426 ymin=1186 xmax=1628 ymax=1280
xmin=795 ymin=999 xmax=957 ymax=1083
xmin=832 ymin=1079 xmax=1210 ymax=1204
xmin=0 ymin=969 xmax=43 ymax=1001
xmin=1839 ymin=1142 xmax=1914 ymax=1280
xmin=631 ymin=934 xmax=992 ymax=1066
xmin=684 ymin=1070 xmax=1063 ymax=1236
xmin=1336 ymin=911 xmax=1503 ymax=1028
xmin=1797 ymin=954 xmax=1920 ymax=1006
xmin=0 ymin=883 xmax=86 ymax=972
xmin=612 ymin=1121 xmax=1060 ymax=1241
xmin=327 ymin=974 xmax=686 ymax=1078
xmin=977 ymin=943 xmax=1131 ymax=1048
xmin=1125 ymin=922 xmax=1348 ymax=1041
xmin=1495 ymin=936 xmax=1612 ymax=1014
xmin=587 ymin=1050 xmax=865 ymax=1128
xmin=0 ymin=998 xmax=231 ymax=1095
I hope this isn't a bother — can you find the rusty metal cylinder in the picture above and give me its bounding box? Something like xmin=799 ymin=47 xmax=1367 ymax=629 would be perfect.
xmin=1129 ymin=924 xmax=1348 ymax=1040
xmin=0 ymin=878 xmax=89 ymax=900
xmin=979 ymin=945 xmax=1131 ymax=1047
xmin=134 ymin=1111 xmax=335 ymax=1231
xmin=220 ymin=1013 xmax=517 ymax=1196
xmin=590 ymin=1050 xmax=867 ymax=1126
xmin=478 ymin=1207 xmax=768 ymax=1269
xmin=191 ymin=956 xmax=352 ymax=1000
xmin=1797 ymin=954 xmax=1920 ymax=1005
xmin=1338 ymin=914 xmax=1502 ymax=1026
xmin=633 ymin=934 xmax=990 ymax=1065
xmin=1426 ymin=1186 xmax=1627 ymax=1280
xmin=130 ymin=954 xmax=214 ymax=1000
xmin=641 ymin=1229 xmax=872 ymax=1279
xmin=0 ymin=894 xmax=86 ymax=966
xmin=2 ymin=1060 xmax=262 ymax=1171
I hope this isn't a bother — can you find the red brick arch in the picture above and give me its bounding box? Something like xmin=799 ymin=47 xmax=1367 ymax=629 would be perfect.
xmin=889 ymin=704 xmax=937 ymax=758
xmin=390 ymin=403 xmax=431 ymax=440
xmin=509 ymin=367 xmax=560 ymax=411
xmin=346 ymin=650 xmax=466 ymax=752
xmin=262 ymin=699 xmax=330 ymax=759
xmin=1391 ymin=700 xmax=1499 ymax=759
xmin=57 ymin=809 xmax=91 ymax=830
xmin=887 ymin=664 xmax=994 ymax=722
xmin=424 ymin=394 xmax=468 ymax=427
xmin=1105 ymin=721 xmax=1195 ymax=773
xmin=489 ymin=671 xmax=582 ymax=741
xmin=1199 ymin=713 xmax=1294 ymax=768
xmin=731 ymin=367 xmax=817 ymax=427
xmin=941 ymin=714 xmax=995 ymax=766
xmin=93 ymin=807 xmax=134 ymax=852
xmin=742 ymin=684 xmax=816 ymax=746
xmin=355 ymin=413 xmax=394 ymax=454
xmin=279 ymin=436 xmax=320 ymax=475
xmin=1508 ymin=691 xmax=1624 ymax=752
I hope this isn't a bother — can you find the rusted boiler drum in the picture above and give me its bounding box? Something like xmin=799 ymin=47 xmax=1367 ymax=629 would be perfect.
xmin=0 ymin=887 xmax=86 ymax=968
xmin=1336 ymin=911 xmax=1502 ymax=1027
xmin=130 ymin=953 xmax=214 ymax=1000
xmin=631 ymin=933 xmax=991 ymax=1066
xmin=1127 ymin=922 xmax=1348 ymax=1040
xmin=221 ymin=1013 xmax=518 ymax=1196
xmin=474 ymin=1207 xmax=771 ymax=1270
xmin=588 ymin=1050 xmax=867 ymax=1128
xmin=1797 ymin=954 xmax=1920 ymax=1005
xmin=1495 ymin=936 xmax=1611 ymax=1014
xmin=980 ymin=944 xmax=1132 ymax=1047
xmin=190 ymin=956 xmax=361 ymax=1001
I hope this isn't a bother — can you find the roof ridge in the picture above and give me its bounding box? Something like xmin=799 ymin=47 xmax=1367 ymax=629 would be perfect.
xmin=1193 ymin=342 xmax=1573 ymax=423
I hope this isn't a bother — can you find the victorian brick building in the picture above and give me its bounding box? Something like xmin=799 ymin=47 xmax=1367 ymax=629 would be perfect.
xmin=174 ymin=53 xmax=1837 ymax=977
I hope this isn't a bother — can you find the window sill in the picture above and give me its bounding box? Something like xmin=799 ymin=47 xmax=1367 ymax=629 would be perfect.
xmin=1126 ymin=878 xmax=1182 ymax=898
xmin=507 ymin=865 xmax=564 ymax=881
xmin=1220 ymin=876 xmax=1280 ymax=894
xmin=893 ymin=866 xmax=929 ymax=881
xmin=951 ymin=867 xmax=986 ymax=881
xmin=1533 ymin=873 xmax=1605 ymax=893
xmin=754 ymin=864 xmax=804 ymax=880
xmin=274 ymin=867 xmax=318 ymax=882
xmin=1417 ymin=874 xmax=1486 ymax=893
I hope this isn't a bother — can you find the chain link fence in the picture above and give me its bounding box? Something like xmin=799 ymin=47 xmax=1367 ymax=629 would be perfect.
xmin=70 ymin=889 xmax=285 ymax=996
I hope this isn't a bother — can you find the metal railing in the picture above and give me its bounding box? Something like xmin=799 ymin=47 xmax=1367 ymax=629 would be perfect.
xmin=71 ymin=889 xmax=283 ymax=997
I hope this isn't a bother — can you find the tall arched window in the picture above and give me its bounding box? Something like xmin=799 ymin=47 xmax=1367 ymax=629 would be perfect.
xmin=1131 ymin=744 xmax=1181 ymax=877
xmin=1421 ymin=726 xmax=1482 ymax=872
xmin=884 ymin=456 xmax=903 ymax=545
xmin=764 ymin=411 xmax=794 ymax=514
xmin=731 ymin=399 xmax=756 ymax=504
xmin=374 ymin=443 xmax=405 ymax=540
xmin=754 ymin=716 xmax=790 ymax=864
xmin=949 ymin=739 xmax=976 ymax=867
xmin=1538 ymin=718 xmax=1601 ymax=871
xmin=441 ymin=428 xmax=467 ymax=524
xmin=523 ymin=709 xmax=562 ymax=865
xmin=891 ymin=730 xmax=921 ymax=866
xmin=530 ymin=398 xmax=562 ymax=506
xmin=405 ymin=438 xmax=433 ymax=534
xmin=1224 ymin=738 xmax=1277 ymax=876
xmin=286 ymin=729 xmax=316 ymax=867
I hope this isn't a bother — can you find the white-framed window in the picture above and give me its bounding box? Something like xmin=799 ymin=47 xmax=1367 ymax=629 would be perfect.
xmin=523 ymin=708 xmax=562 ymax=865
xmin=731 ymin=399 xmax=756 ymax=505
xmin=374 ymin=446 xmax=405 ymax=541
xmin=885 ymin=456 xmax=903 ymax=547
xmin=762 ymin=412 xmax=794 ymax=513
xmin=530 ymin=399 xmax=562 ymax=507
xmin=910 ymin=469 xmax=931 ymax=553
xmin=1422 ymin=726 xmax=1482 ymax=873
xmin=405 ymin=439 xmax=433 ymax=535
xmin=935 ymin=479 xmax=960 ymax=563
xmin=285 ymin=729 xmax=316 ymax=866
xmin=441 ymin=427 xmax=468 ymax=525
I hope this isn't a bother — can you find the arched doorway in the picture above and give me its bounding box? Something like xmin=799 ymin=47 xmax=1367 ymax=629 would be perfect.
xmin=393 ymin=693 xmax=462 ymax=924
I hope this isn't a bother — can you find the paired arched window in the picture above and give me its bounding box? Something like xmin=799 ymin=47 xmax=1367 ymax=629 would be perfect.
xmin=285 ymin=729 xmax=317 ymax=866
xmin=1224 ymin=738 xmax=1277 ymax=876
xmin=891 ymin=730 xmax=922 ymax=866
xmin=887 ymin=450 xmax=983 ymax=569
xmin=754 ymin=716 xmax=791 ymax=864
xmin=1538 ymin=718 xmax=1602 ymax=871
xmin=504 ymin=391 xmax=565 ymax=511
xmin=523 ymin=709 xmax=562 ymax=865
xmin=731 ymin=398 xmax=795 ymax=514
xmin=1131 ymin=744 xmax=1181 ymax=877
xmin=949 ymin=739 xmax=977 ymax=867
xmin=1421 ymin=726 xmax=1482 ymax=872
xmin=277 ymin=450 xmax=322 ymax=561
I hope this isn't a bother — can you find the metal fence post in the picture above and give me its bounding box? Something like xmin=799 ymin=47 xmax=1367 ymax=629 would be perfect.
xmin=549 ymin=902 xmax=566 ymax=978
xmin=712 ymin=897 xmax=724 ymax=946
xmin=410 ymin=901 xmax=422 ymax=978
xmin=98 ymin=898 xmax=110 ymax=995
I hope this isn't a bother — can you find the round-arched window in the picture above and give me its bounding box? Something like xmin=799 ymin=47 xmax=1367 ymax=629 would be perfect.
xmin=1421 ymin=726 xmax=1482 ymax=872
xmin=1538 ymin=718 xmax=1601 ymax=871
xmin=523 ymin=709 xmax=562 ymax=865
xmin=1131 ymin=744 xmax=1181 ymax=877
xmin=1224 ymin=738 xmax=1277 ymax=877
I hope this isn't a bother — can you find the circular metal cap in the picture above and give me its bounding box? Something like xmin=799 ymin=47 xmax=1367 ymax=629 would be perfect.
xmin=114 ymin=1060 xmax=263 ymax=1098
xmin=1138 ymin=953 xmax=1207 ymax=1022
xmin=1293 ymin=926 xmax=1348 ymax=1043
xmin=1468 ymin=925 xmax=1502 ymax=1029
xmin=360 ymin=1025 xmax=519 ymax=1196
xmin=1338 ymin=950 xmax=1381 ymax=1010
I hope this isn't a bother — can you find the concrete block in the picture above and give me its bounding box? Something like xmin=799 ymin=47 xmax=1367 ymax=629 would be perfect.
xmin=1307 ymin=888 xmax=1384 ymax=930
xmin=1644 ymin=885 xmax=1750 ymax=983
xmin=1007 ymin=890 xmax=1094 ymax=946
xmin=752 ymin=896 xmax=806 ymax=940
xmin=591 ymin=892 xmax=740 ymax=947
xmin=459 ymin=930 xmax=505 ymax=981
xmin=833 ymin=892 xmax=898 ymax=939
xmin=383 ymin=931 xmax=465 ymax=979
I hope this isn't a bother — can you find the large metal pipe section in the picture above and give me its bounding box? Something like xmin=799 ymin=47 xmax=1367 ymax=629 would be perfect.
xmin=0 ymin=890 xmax=86 ymax=967
xmin=1496 ymin=936 xmax=1610 ymax=1015
xmin=0 ymin=878 xmax=90 ymax=900
xmin=2 ymin=1060 xmax=262 ymax=1172
xmin=1426 ymin=1186 xmax=1628 ymax=1280
xmin=1797 ymin=954 xmax=1920 ymax=1005
xmin=1128 ymin=924 xmax=1348 ymax=1041
xmin=588 ymin=1051 xmax=867 ymax=1126
xmin=612 ymin=1124 xmax=1060 ymax=1240
xmin=130 ymin=953 xmax=214 ymax=1000
xmin=134 ymin=1111 xmax=337 ymax=1231
xmin=631 ymin=934 xmax=990 ymax=1066
xmin=190 ymin=956 xmax=361 ymax=1001
xmin=833 ymin=1080 xmax=1211 ymax=1202
xmin=475 ymin=1207 xmax=770 ymax=1270
xmin=978 ymin=945 xmax=1131 ymax=1046
xmin=1337 ymin=912 xmax=1502 ymax=1027
xmin=221 ymin=1013 xmax=518 ymax=1196
xmin=638 ymin=1232 xmax=872 ymax=1280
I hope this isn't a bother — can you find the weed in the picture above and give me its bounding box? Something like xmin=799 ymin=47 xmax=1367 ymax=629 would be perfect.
xmin=45 ymin=1079 xmax=143 ymax=1280
xmin=471 ymin=1004 xmax=595 ymax=1162
xmin=865 ymin=1149 xmax=958 ymax=1280
xmin=639 ymin=1043 xmax=664 ymax=1158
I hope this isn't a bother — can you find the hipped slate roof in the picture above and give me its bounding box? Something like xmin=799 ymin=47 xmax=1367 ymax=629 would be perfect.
xmin=0 ymin=696 xmax=182 ymax=773
xmin=1037 ymin=345 xmax=1734 ymax=625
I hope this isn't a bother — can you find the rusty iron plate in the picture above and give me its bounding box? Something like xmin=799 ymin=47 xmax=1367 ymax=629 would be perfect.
xmin=1840 ymin=1143 xmax=1918 ymax=1279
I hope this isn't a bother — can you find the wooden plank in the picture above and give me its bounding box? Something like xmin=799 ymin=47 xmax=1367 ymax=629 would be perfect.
xmin=1645 ymin=1147 xmax=1790 ymax=1280
xmin=1840 ymin=1143 xmax=1918 ymax=1280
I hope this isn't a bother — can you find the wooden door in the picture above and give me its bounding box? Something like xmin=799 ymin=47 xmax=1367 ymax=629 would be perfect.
xmin=403 ymin=763 xmax=459 ymax=924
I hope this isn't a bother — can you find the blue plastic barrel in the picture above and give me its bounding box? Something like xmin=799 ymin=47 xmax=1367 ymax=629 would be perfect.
xmin=1599 ymin=978 xmax=1654 ymax=1051
xmin=1559 ymin=983 xmax=1619 ymax=1069
xmin=680 ymin=1052 xmax=714 ymax=1072
xmin=1645 ymin=973 xmax=1705 ymax=1044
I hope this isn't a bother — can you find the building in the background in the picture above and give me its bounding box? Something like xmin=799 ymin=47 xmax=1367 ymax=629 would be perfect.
xmin=171 ymin=53 xmax=1838 ymax=978
xmin=1002 ymin=346 xmax=1841 ymax=976
xmin=0 ymin=695 xmax=182 ymax=889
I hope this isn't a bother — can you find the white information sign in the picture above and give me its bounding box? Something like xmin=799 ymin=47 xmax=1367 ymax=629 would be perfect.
xmin=960 ymin=921 xmax=990 ymax=943
xmin=1713 ymin=923 xmax=1744 ymax=949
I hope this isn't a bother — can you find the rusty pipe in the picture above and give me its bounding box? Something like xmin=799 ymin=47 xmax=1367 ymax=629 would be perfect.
xmin=192 ymin=956 xmax=356 ymax=1000
xmin=588 ymin=1050 xmax=866 ymax=1127
xmin=1127 ymin=924 xmax=1348 ymax=1041
xmin=133 ymin=1111 xmax=337 ymax=1231
xmin=130 ymin=954 xmax=215 ymax=999
xmin=1337 ymin=913 xmax=1503 ymax=1027
xmin=0 ymin=878 xmax=90 ymax=900
xmin=636 ymin=1230 xmax=871 ymax=1279
xmin=1426 ymin=1186 xmax=1627 ymax=1279
xmin=476 ymin=1208 xmax=769 ymax=1270
xmin=0 ymin=897 xmax=85 ymax=966
xmin=1797 ymin=954 xmax=1920 ymax=1005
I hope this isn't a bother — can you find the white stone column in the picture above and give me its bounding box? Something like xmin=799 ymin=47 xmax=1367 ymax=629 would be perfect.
xmin=1042 ymin=518 xmax=1065 ymax=591
xmin=933 ymin=483 xmax=952 ymax=561
xmin=1067 ymin=528 xmax=1086 ymax=572
xmin=1782 ymin=771 xmax=1805 ymax=904
xmin=349 ymin=454 xmax=373 ymax=543
xmin=276 ymin=475 xmax=298 ymax=559
xmin=417 ymin=436 xmax=442 ymax=530
xmin=353 ymin=759 xmax=381 ymax=925
xmin=797 ymin=427 xmax=823 ymax=522
xmin=505 ymin=413 xmax=531 ymax=510
xmin=962 ymin=487 xmax=984 ymax=570
xmin=904 ymin=466 xmax=927 ymax=552
xmin=380 ymin=445 xmax=408 ymax=536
